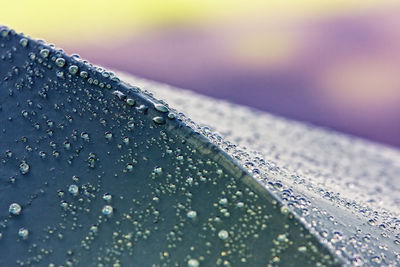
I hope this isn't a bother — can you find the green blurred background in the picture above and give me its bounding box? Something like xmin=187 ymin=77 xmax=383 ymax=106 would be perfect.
xmin=2 ymin=0 xmax=400 ymax=147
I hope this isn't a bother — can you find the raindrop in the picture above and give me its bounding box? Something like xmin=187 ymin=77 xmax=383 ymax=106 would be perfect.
xmin=167 ymin=113 xmax=176 ymax=119
xmin=19 ymin=161 xmax=30 ymax=174
xmin=127 ymin=120 xmax=135 ymax=128
xmin=18 ymin=228 xmax=29 ymax=240
xmin=80 ymin=71 xmax=88 ymax=78
xmin=68 ymin=185 xmax=79 ymax=196
xmin=298 ymin=246 xmax=307 ymax=253
xmin=126 ymin=98 xmax=135 ymax=106
xmin=55 ymin=57 xmax=66 ymax=67
xmin=218 ymin=230 xmax=229 ymax=240
xmin=0 ymin=28 xmax=9 ymax=37
xmin=187 ymin=210 xmax=197 ymax=220
xmin=154 ymin=104 xmax=168 ymax=113
xmin=68 ymin=65 xmax=78 ymax=75
xmin=219 ymin=198 xmax=228 ymax=206
xmin=104 ymin=131 xmax=113 ymax=140
xmin=40 ymin=48 xmax=49 ymax=58
xmin=19 ymin=38 xmax=28 ymax=47
xmin=9 ymin=203 xmax=22 ymax=216
xmin=187 ymin=259 xmax=200 ymax=267
xmin=152 ymin=116 xmax=166 ymax=125
xmin=103 ymin=193 xmax=112 ymax=202
xmin=81 ymin=132 xmax=90 ymax=141
xmin=102 ymin=205 xmax=114 ymax=216
xmin=5 ymin=150 xmax=12 ymax=158
xmin=126 ymin=163 xmax=134 ymax=172
xmin=154 ymin=167 xmax=162 ymax=174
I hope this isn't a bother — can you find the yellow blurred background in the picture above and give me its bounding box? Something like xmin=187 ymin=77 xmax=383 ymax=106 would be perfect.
xmin=3 ymin=0 xmax=398 ymax=45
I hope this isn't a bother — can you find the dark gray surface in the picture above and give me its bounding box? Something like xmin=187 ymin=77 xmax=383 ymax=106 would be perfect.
xmin=0 ymin=27 xmax=338 ymax=266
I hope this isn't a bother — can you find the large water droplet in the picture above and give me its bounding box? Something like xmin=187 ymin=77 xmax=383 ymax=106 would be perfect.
xmin=19 ymin=161 xmax=30 ymax=174
xmin=9 ymin=203 xmax=22 ymax=216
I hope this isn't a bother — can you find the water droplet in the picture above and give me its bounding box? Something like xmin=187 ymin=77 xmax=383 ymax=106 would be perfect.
xmin=55 ymin=58 xmax=65 ymax=68
xmin=298 ymin=246 xmax=307 ymax=253
xmin=154 ymin=166 xmax=162 ymax=174
xmin=90 ymin=225 xmax=99 ymax=233
xmin=127 ymin=120 xmax=135 ymax=128
xmin=60 ymin=201 xmax=68 ymax=210
xmin=218 ymin=230 xmax=229 ymax=240
xmin=152 ymin=116 xmax=166 ymax=125
xmin=68 ymin=65 xmax=78 ymax=75
xmin=102 ymin=205 xmax=114 ymax=216
xmin=0 ymin=28 xmax=9 ymax=38
xmin=104 ymin=131 xmax=113 ymax=140
xmin=39 ymin=151 xmax=46 ymax=158
xmin=103 ymin=193 xmax=112 ymax=202
xmin=40 ymin=48 xmax=49 ymax=58
xmin=19 ymin=161 xmax=30 ymax=174
xmin=126 ymin=163 xmax=134 ymax=172
xmin=277 ymin=234 xmax=287 ymax=242
xmin=219 ymin=198 xmax=228 ymax=206
xmin=126 ymin=98 xmax=135 ymax=106
xmin=187 ymin=259 xmax=200 ymax=267
xmin=80 ymin=71 xmax=88 ymax=78
xmin=272 ymin=256 xmax=280 ymax=263
xmin=9 ymin=203 xmax=22 ymax=215
xmin=154 ymin=104 xmax=168 ymax=113
xmin=186 ymin=177 xmax=194 ymax=185
xmin=5 ymin=150 xmax=12 ymax=158
xmin=68 ymin=184 xmax=79 ymax=196
xmin=80 ymin=132 xmax=90 ymax=141
xmin=122 ymin=137 xmax=130 ymax=144
xmin=187 ymin=210 xmax=197 ymax=220
xmin=19 ymin=38 xmax=28 ymax=47
xmin=56 ymin=71 xmax=64 ymax=79
xmin=63 ymin=141 xmax=71 ymax=150
xmin=167 ymin=113 xmax=176 ymax=119
xmin=72 ymin=175 xmax=79 ymax=182
xmin=18 ymin=228 xmax=29 ymax=240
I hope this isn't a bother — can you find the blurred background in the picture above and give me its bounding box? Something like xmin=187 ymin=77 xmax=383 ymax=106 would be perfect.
xmin=2 ymin=0 xmax=400 ymax=148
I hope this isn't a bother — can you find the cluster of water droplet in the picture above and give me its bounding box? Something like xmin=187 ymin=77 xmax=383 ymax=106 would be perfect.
xmin=0 ymin=26 xmax=337 ymax=266
xmin=128 ymin=73 xmax=400 ymax=266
